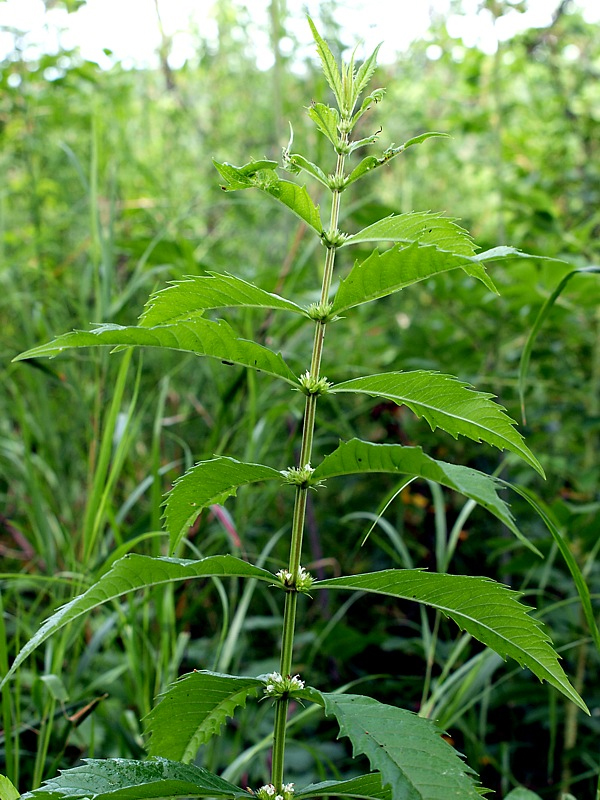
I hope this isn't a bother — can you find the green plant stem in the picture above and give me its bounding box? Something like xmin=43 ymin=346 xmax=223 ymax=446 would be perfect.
xmin=270 ymin=143 xmax=346 ymax=792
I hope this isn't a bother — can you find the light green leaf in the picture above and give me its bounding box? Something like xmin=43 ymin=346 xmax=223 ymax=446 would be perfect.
xmin=307 ymin=102 xmax=340 ymax=146
xmin=214 ymin=160 xmax=322 ymax=233
xmin=332 ymin=242 xmax=496 ymax=314
xmin=140 ymin=272 xmax=306 ymax=327
xmin=312 ymin=571 xmax=587 ymax=712
xmin=342 ymin=211 xmax=477 ymax=256
xmin=343 ymin=135 xmax=450 ymax=188
xmin=19 ymin=757 xmax=245 ymax=800
xmin=312 ymin=439 xmax=530 ymax=549
xmin=352 ymin=45 xmax=382 ymax=107
xmin=13 ymin=319 xmax=298 ymax=386
xmin=165 ymin=457 xmax=282 ymax=554
xmin=283 ymin=153 xmax=330 ymax=188
xmin=518 ymin=266 xmax=600 ymax=423
xmin=296 ymin=774 xmax=391 ymax=800
xmin=309 ymin=692 xmax=484 ymax=799
xmin=504 ymin=790 xmax=544 ymax=800
xmin=145 ymin=671 xmax=263 ymax=763
xmin=0 ymin=775 xmax=20 ymax=800
xmin=330 ymin=372 xmax=544 ymax=476
xmin=0 ymin=555 xmax=274 ymax=688
xmin=308 ymin=17 xmax=344 ymax=110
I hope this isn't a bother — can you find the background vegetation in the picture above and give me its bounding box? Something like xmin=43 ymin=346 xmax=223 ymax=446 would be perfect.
xmin=1 ymin=0 xmax=599 ymax=797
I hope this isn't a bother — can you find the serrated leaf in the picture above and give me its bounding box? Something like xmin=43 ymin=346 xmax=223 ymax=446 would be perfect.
xmin=284 ymin=153 xmax=329 ymax=188
xmin=307 ymin=102 xmax=340 ymax=145
xmin=165 ymin=457 xmax=282 ymax=554
xmin=312 ymin=439 xmax=530 ymax=548
xmin=330 ymin=372 xmax=544 ymax=476
xmin=214 ymin=160 xmax=322 ymax=233
xmin=13 ymin=319 xmax=298 ymax=386
xmin=342 ymin=212 xmax=477 ymax=256
xmin=140 ymin=272 xmax=306 ymax=327
xmin=296 ymin=774 xmax=391 ymax=800
xmin=19 ymin=757 xmax=245 ymax=800
xmin=0 ymin=555 xmax=274 ymax=688
xmin=332 ymin=242 xmax=496 ymax=314
xmin=312 ymin=571 xmax=587 ymax=712
xmin=308 ymin=17 xmax=344 ymax=110
xmin=145 ymin=671 xmax=263 ymax=762
xmin=352 ymin=45 xmax=382 ymax=107
xmin=317 ymin=692 xmax=484 ymax=799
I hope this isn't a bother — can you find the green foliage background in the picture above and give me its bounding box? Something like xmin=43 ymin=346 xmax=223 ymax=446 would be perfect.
xmin=1 ymin=1 xmax=599 ymax=797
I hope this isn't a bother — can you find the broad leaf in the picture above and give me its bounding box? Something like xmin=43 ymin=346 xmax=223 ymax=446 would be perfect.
xmin=342 ymin=212 xmax=477 ymax=256
xmin=0 ymin=776 xmax=19 ymax=800
xmin=19 ymin=757 xmax=245 ymax=800
xmin=140 ymin=272 xmax=306 ymax=327
xmin=165 ymin=457 xmax=282 ymax=554
xmin=312 ymin=439 xmax=527 ymax=547
xmin=330 ymin=372 xmax=544 ymax=476
xmin=332 ymin=242 xmax=496 ymax=314
xmin=296 ymin=774 xmax=390 ymax=800
xmin=214 ymin=160 xmax=322 ymax=233
xmin=0 ymin=555 xmax=274 ymax=688
xmin=307 ymin=102 xmax=340 ymax=146
xmin=145 ymin=671 xmax=263 ymax=762
xmin=13 ymin=319 xmax=298 ymax=386
xmin=312 ymin=571 xmax=587 ymax=712
xmin=308 ymin=17 xmax=344 ymax=111
xmin=310 ymin=692 xmax=484 ymax=799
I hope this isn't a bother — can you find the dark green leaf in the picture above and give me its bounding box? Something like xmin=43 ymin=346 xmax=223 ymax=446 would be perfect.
xmin=165 ymin=457 xmax=282 ymax=554
xmin=145 ymin=671 xmax=263 ymax=762
xmin=140 ymin=272 xmax=306 ymax=327
xmin=13 ymin=319 xmax=298 ymax=386
xmin=312 ymin=439 xmax=530 ymax=549
xmin=331 ymin=242 xmax=496 ymax=314
xmin=296 ymin=774 xmax=391 ymax=800
xmin=19 ymin=757 xmax=245 ymax=800
xmin=312 ymin=571 xmax=587 ymax=712
xmin=0 ymin=555 xmax=274 ymax=688
xmin=352 ymin=45 xmax=382 ymax=107
xmin=342 ymin=212 xmax=477 ymax=256
xmin=330 ymin=372 xmax=544 ymax=476
xmin=316 ymin=692 xmax=484 ymax=799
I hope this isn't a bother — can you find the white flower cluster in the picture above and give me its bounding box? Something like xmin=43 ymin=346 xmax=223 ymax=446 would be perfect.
xmin=264 ymin=671 xmax=305 ymax=699
xmin=255 ymin=783 xmax=295 ymax=800
xmin=275 ymin=566 xmax=314 ymax=592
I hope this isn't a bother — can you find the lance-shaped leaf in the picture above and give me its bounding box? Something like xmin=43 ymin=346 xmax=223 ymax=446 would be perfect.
xmin=351 ymin=44 xmax=382 ymax=109
xmin=308 ymin=17 xmax=344 ymax=111
xmin=214 ymin=160 xmax=322 ymax=233
xmin=13 ymin=319 xmax=298 ymax=386
xmin=312 ymin=571 xmax=587 ymax=712
xmin=312 ymin=438 xmax=529 ymax=547
xmin=330 ymin=372 xmax=544 ymax=476
xmin=303 ymin=691 xmax=484 ymax=799
xmin=165 ymin=457 xmax=283 ymax=554
xmin=0 ymin=555 xmax=274 ymax=688
xmin=296 ymin=774 xmax=391 ymax=800
xmin=145 ymin=671 xmax=263 ymax=762
xmin=140 ymin=272 xmax=306 ymax=327
xmin=332 ymin=242 xmax=496 ymax=314
xmin=19 ymin=757 xmax=245 ymax=800
xmin=343 ymin=134 xmax=450 ymax=188
xmin=307 ymin=102 xmax=340 ymax=146
xmin=341 ymin=211 xmax=477 ymax=256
